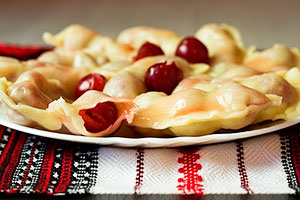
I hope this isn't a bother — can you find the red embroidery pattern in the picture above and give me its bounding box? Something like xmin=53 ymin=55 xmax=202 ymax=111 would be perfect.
xmin=236 ymin=141 xmax=253 ymax=194
xmin=34 ymin=142 xmax=57 ymax=193
xmin=0 ymin=129 xmax=19 ymax=192
xmin=0 ymin=131 xmax=26 ymax=192
xmin=0 ymin=124 xmax=99 ymax=195
xmin=134 ymin=149 xmax=145 ymax=194
xmin=54 ymin=146 xmax=74 ymax=193
xmin=0 ymin=125 xmax=5 ymax=139
xmin=0 ymin=130 xmax=17 ymax=169
xmin=177 ymin=148 xmax=203 ymax=195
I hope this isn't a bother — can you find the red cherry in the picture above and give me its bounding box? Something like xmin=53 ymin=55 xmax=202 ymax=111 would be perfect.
xmin=75 ymin=73 xmax=107 ymax=98
xmin=175 ymin=36 xmax=209 ymax=64
xmin=145 ymin=61 xmax=183 ymax=95
xmin=134 ymin=42 xmax=164 ymax=61
xmin=79 ymin=101 xmax=118 ymax=133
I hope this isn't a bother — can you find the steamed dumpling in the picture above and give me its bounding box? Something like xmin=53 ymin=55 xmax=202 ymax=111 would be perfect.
xmin=0 ymin=77 xmax=62 ymax=130
xmin=0 ymin=56 xmax=28 ymax=81
xmin=43 ymin=24 xmax=134 ymax=62
xmin=244 ymin=44 xmax=300 ymax=72
xmin=27 ymin=60 xmax=90 ymax=99
xmin=117 ymin=26 xmax=181 ymax=55
xmin=238 ymin=72 xmax=298 ymax=122
xmin=195 ymin=24 xmax=246 ymax=65
xmin=132 ymin=82 xmax=271 ymax=136
xmin=48 ymin=90 xmax=137 ymax=137
xmin=173 ymin=74 xmax=215 ymax=93
xmin=103 ymin=71 xmax=147 ymax=99
xmin=7 ymin=71 xmax=68 ymax=109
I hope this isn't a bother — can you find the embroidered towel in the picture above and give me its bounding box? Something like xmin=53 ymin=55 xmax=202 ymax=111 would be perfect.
xmin=0 ymin=125 xmax=299 ymax=195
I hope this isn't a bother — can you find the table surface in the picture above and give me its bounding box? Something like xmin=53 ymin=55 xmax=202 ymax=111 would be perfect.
xmin=1 ymin=0 xmax=300 ymax=199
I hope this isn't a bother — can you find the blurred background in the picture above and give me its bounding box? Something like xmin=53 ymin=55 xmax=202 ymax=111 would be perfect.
xmin=0 ymin=0 xmax=300 ymax=48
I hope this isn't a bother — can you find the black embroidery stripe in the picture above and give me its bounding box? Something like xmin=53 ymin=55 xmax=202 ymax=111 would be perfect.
xmin=83 ymin=145 xmax=99 ymax=193
xmin=69 ymin=145 xmax=87 ymax=193
xmin=19 ymin=137 xmax=47 ymax=193
xmin=87 ymin=148 xmax=98 ymax=192
xmin=67 ymin=144 xmax=99 ymax=193
xmin=8 ymin=135 xmax=36 ymax=191
xmin=236 ymin=140 xmax=254 ymax=194
xmin=0 ymin=126 xmax=9 ymax=156
xmin=287 ymin=126 xmax=300 ymax=189
xmin=280 ymin=132 xmax=300 ymax=193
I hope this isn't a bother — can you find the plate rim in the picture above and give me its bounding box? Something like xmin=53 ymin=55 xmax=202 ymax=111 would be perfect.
xmin=0 ymin=117 xmax=299 ymax=147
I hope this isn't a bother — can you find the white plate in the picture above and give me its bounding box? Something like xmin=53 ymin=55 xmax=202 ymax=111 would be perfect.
xmin=0 ymin=117 xmax=300 ymax=147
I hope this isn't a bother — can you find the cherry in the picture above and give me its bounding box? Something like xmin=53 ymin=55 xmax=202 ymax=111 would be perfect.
xmin=134 ymin=42 xmax=164 ymax=61
xmin=75 ymin=73 xmax=107 ymax=98
xmin=175 ymin=36 xmax=209 ymax=64
xmin=79 ymin=101 xmax=118 ymax=133
xmin=145 ymin=61 xmax=183 ymax=95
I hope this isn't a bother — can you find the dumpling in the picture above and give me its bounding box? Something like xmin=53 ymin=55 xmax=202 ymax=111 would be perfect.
xmin=195 ymin=24 xmax=246 ymax=65
xmin=7 ymin=71 xmax=68 ymax=109
xmin=173 ymin=74 xmax=214 ymax=93
xmin=238 ymin=72 xmax=298 ymax=122
xmin=0 ymin=77 xmax=62 ymax=130
xmin=244 ymin=44 xmax=300 ymax=72
xmin=132 ymin=82 xmax=271 ymax=136
xmin=43 ymin=24 xmax=134 ymax=62
xmin=117 ymin=26 xmax=181 ymax=55
xmin=27 ymin=60 xmax=90 ymax=99
xmin=173 ymin=64 xmax=261 ymax=94
xmin=174 ymin=69 xmax=298 ymax=126
xmin=282 ymin=67 xmax=300 ymax=119
xmin=0 ymin=56 xmax=28 ymax=81
xmin=103 ymin=71 xmax=147 ymax=99
xmin=239 ymin=73 xmax=296 ymax=105
xmin=91 ymin=60 xmax=131 ymax=79
xmin=38 ymin=50 xmax=76 ymax=66
xmin=48 ymin=90 xmax=137 ymax=137
xmin=43 ymin=24 xmax=96 ymax=51
xmin=218 ymin=65 xmax=261 ymax=79
xmin=72 ymin=51 xmax=103 ymax=67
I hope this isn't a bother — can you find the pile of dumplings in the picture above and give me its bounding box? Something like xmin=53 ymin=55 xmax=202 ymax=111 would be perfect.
xmin=0 ymin=23 xmax=300 ymax=137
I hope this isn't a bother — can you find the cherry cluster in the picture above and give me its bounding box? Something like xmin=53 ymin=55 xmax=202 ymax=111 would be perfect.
xmin=75 ymin=37 xmax=209 ymax=132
